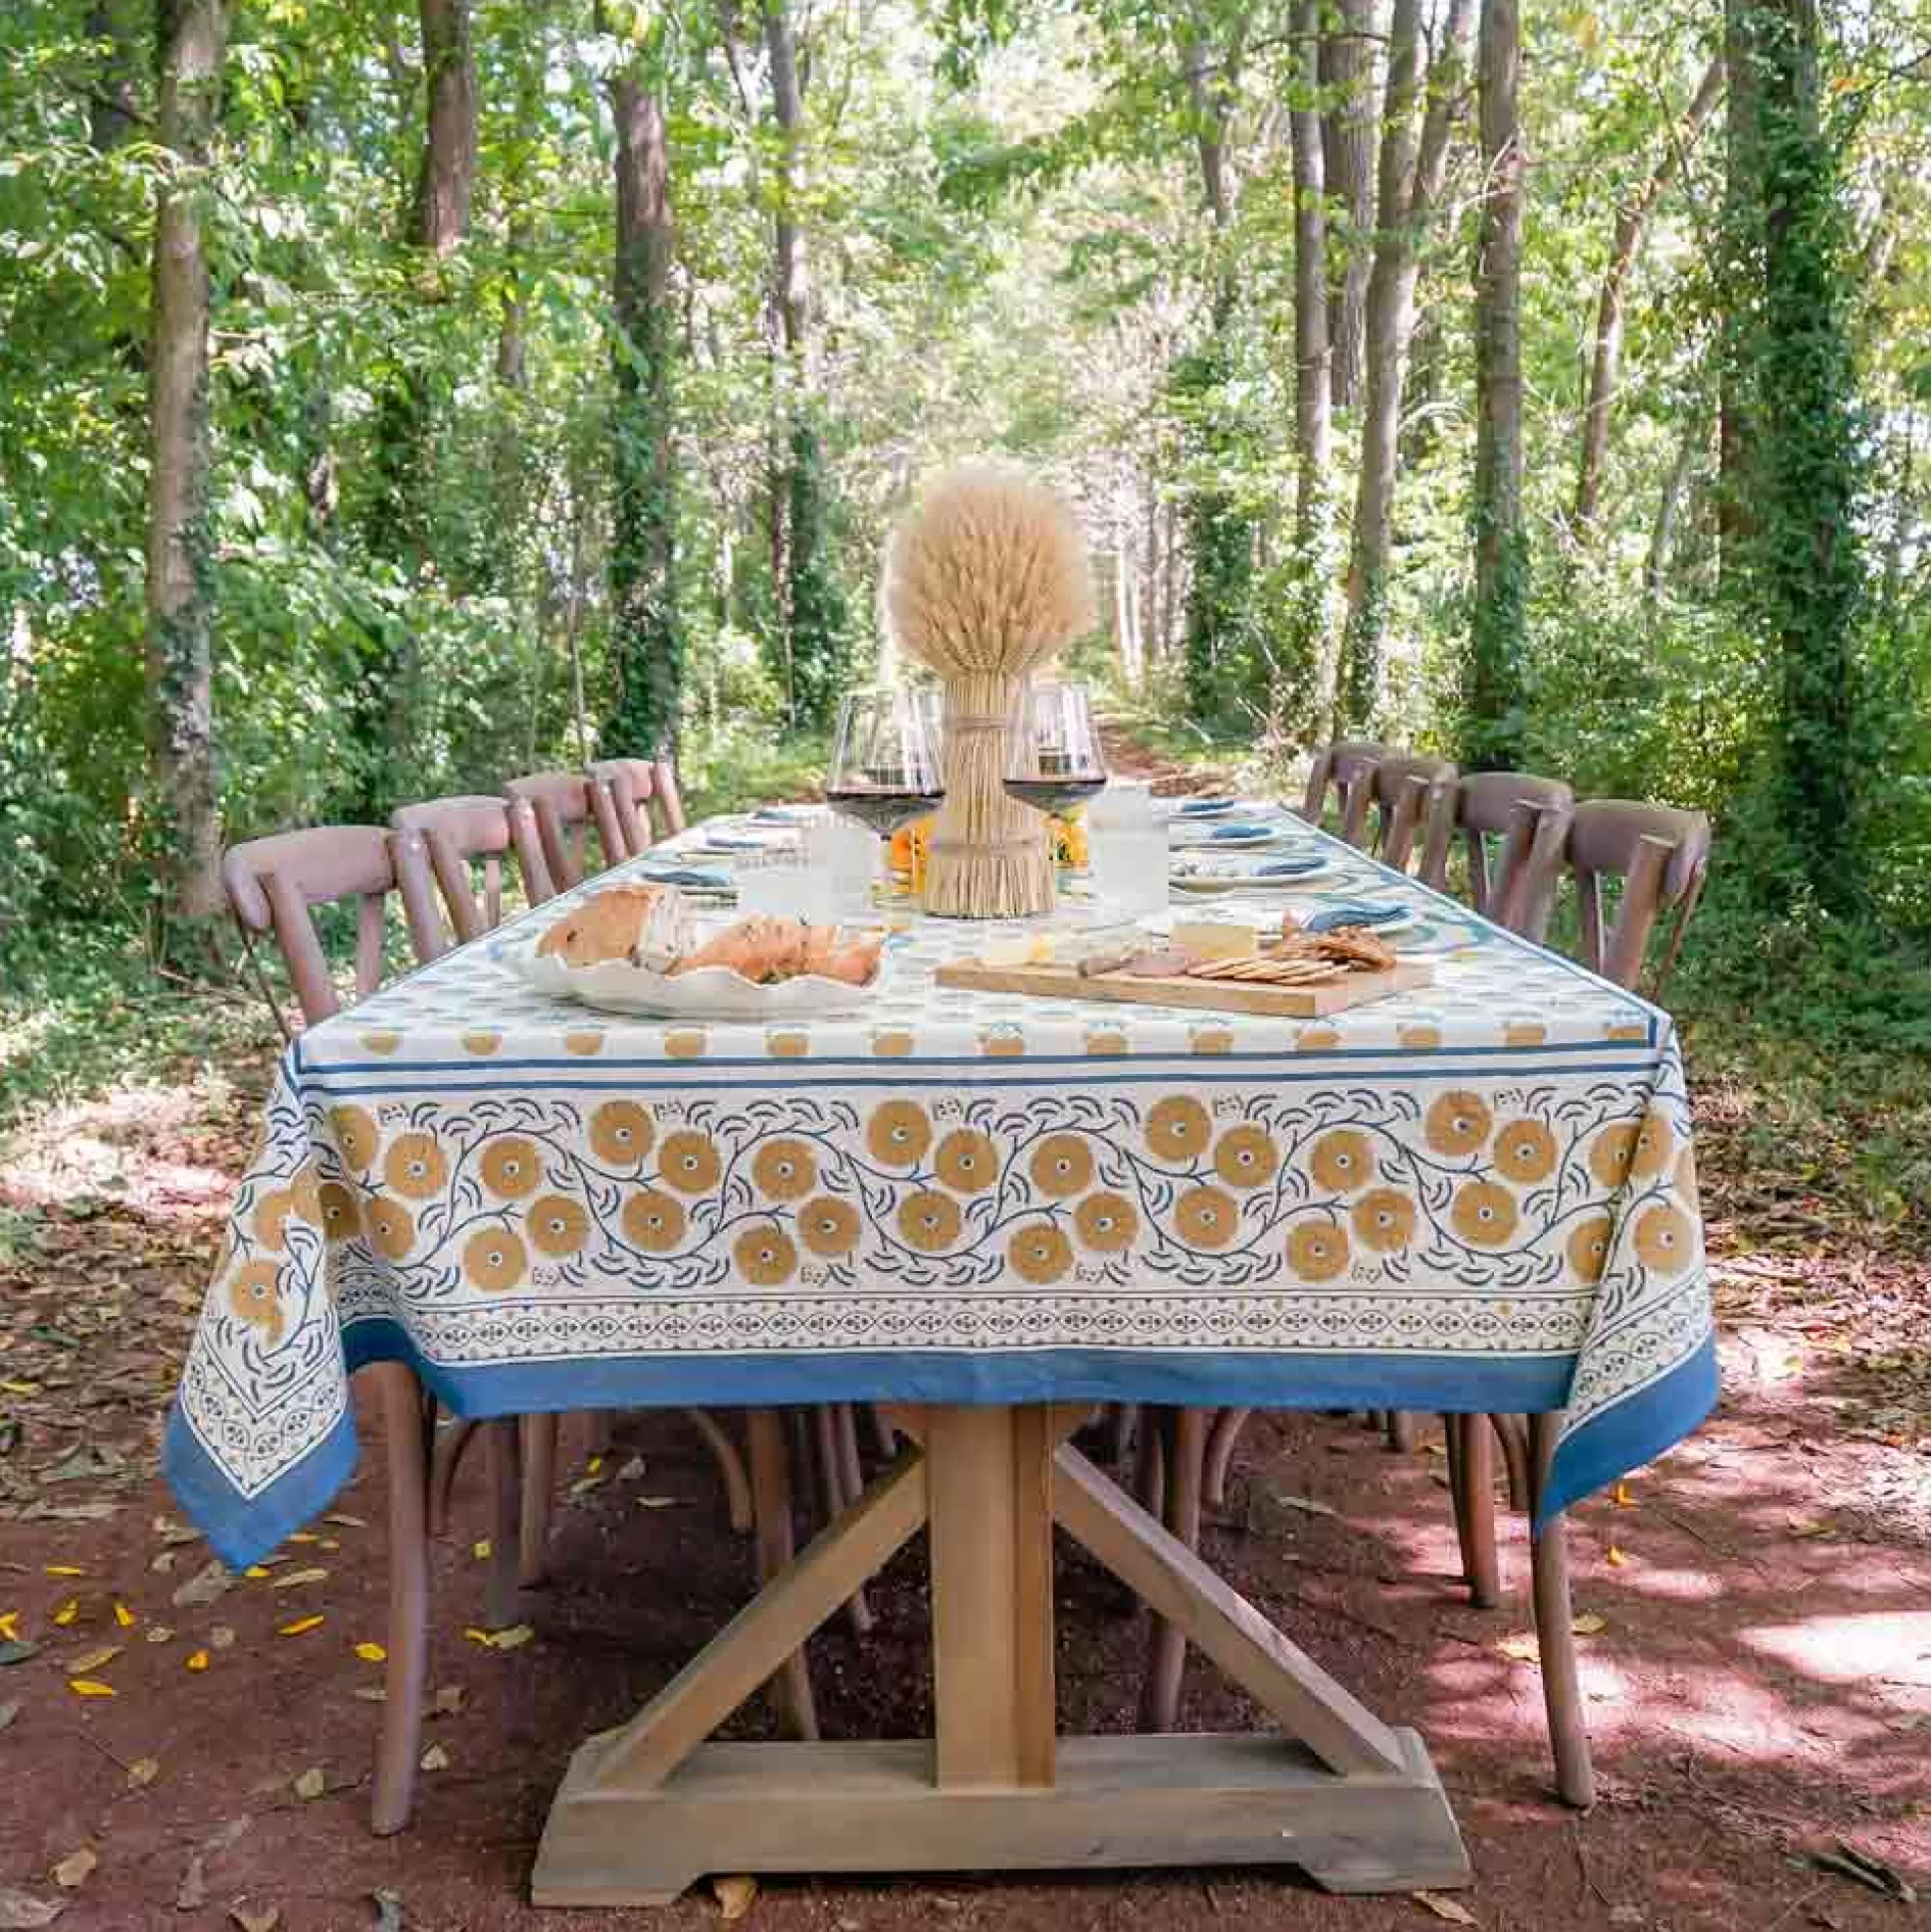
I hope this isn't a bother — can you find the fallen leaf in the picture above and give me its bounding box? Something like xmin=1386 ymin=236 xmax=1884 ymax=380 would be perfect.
xmin=0 ymin=1888 xmax=64 ymax=1928
xmin=277 ymin=1614 xmax=324 ymax=1637
xmin=585 ymin=1455 xmax=604 ymax=1476
xmin=126 ymin=1757 xmax=160 ymax=1788
xmin=229 ymin=1906 xmax=280 ymax=1932
xmin=488 ymin=1622 xmax=535 ymax=1650
xmin=0 ymin=1700 xmax=19 ymax=1732
xmin=714 ymin=1874 xmax=758 ymax=1921
xmin=149 ymin=1552 xmax=176 ymax=1575
xmin=67 ymin=1644 xmax=120 ymax=1673
xmin=322 ymin=1513 xmax=366 ymax=1529
xmin=635 ymin=1495 xmax=681 ymax=1510
xmin=0 ymin=1612 xmax=18 ymax=1640
xmin=67 ymin=1679 xmax=114 ymax=1698
xmin=1572 ymin=1612 xmax=1608 ymax=1635
xmin=112 ymin=1603 xmax=134 ymax=1628
xmin=172 ymin=1561 xmax=234 ymax=1609
xmin=0 ymin=1639 xmax=42 ymax=1667
xmin=354 ymin=1641 xmax=387 ymax=1663
xmin=144 ymin=1624 xmax=173 ymax=1644
xmin=43 ymin=1567 xmax=84 ymax=1579
xmin=176 ymin=1818 xmax=250 ymax=1911
xmin=209 ymin=1624 xmax=236 ymax=1649
xmin=49 ymin=1851 xmax=94 ymax=1892
xmin=418 ymin=1744 xmax=449 ymax=1772
xmin=1410 ymin=1892 xmax=1477 ymax=1925
xmin=568 ymin=1473 xmax=605 ymax=1498
xmin=352 ymin=1686 xmax=387 ymax=1703
xmin=152 ymin=1516 xmax=201 ymax=1547
xmin=1605 ymin=1546 xmax=1629 ymax=1568
xmin=272 ymin=1568 xmax=329 ymax=1590
xmin=431 ymin=1683 xmax=465 ymax=1716
xmin=462 ymin=1627 xmax=493 ymax=1646
xmin=1812 ymin=1841 xmax=1916 ymax=1903
xmin=243 ymin=1567 xmax=272 ymax=1581
xmin=52 ymin=1601 xmax=78 ymax=1626
xmin=1611 ymin=1482 xmax=1633 ymax=1507
xmin=615 ymin=1455 xmax=647 ymax=1482
xmin=292 ymin=1767 xmax=325 ymax=1801
xmin=369 ymin=1887 xmax=404 ymax=1931
xmin=287 ymin=1533 xmax=319 ymax=1545
xmin=1608 ymin=1907 xmax=1643 ymax=1926
xmin=1497 ymin=1632 xmax=1540 ymax=1662
xmin=186 ymin=1650 xmax=210 ymax=1671
xmin=471 ymin=1539 xmax=492 ymax=1561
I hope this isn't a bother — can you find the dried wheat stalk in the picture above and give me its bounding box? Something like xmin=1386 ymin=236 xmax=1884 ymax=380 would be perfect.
xmin=883 ymin=464 xmax=1096 ymax=918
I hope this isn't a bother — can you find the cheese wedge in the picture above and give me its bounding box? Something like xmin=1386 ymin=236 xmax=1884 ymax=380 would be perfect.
xmin=1170 ymin=920 xmax=1259 ymax=962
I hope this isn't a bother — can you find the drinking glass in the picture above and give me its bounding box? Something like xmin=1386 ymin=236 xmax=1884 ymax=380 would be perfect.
xmin=1003 ymin=680 xmax=1108 ymax=817
xmin=825 ymin=689 xmax=946 ymax=838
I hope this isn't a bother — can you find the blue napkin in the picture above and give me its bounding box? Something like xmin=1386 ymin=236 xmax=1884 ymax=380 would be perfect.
xmin=639 ymin=865 xmax=733 ymax=889
xmin=1179 ymin=797 xmax=1238 ymax=816
xmin=1208 ymin=822 xmax=1276 ymax=841
xmin=752 ymin=805 xmax=808 ymax=824
xmin=1251 ymin=855 xmax=1327 ymax=877
xmin=1303 ymin=902 xmax=1406 ymax=933
xmin=701 ymin=834 xmax=774 ymax=851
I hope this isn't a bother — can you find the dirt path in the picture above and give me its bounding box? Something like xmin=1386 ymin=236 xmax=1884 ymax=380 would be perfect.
xmin=2 ymin=776 xmax=1928 ymax=1931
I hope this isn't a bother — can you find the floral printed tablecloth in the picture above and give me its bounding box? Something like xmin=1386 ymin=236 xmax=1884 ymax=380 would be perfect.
xmin=166 ymin=810 xmax=1716 ymax=1566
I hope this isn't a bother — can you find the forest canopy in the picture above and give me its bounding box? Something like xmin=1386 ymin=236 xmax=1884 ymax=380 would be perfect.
xmin=1 ymin=0 xmax=1928 ymax=967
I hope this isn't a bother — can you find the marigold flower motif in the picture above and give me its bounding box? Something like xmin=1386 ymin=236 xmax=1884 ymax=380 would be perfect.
xmin=1175 ymin=1183 xmax=1238 ymax=1250
xmin=251 ymin=1187 xmax=297 ymax=1249
xmin=1214 ymin=1124 xmax=1281 ymax=1190
xmin=1084 ymin=1029 xmax=1129 ymax=1056
xmin=328 ymin=1104 xmax=378 ymax=1171
xmin=867 ymin=1100 xmax=932 ymax=1167
xmin=287 ymin=1164 xmax=322 ymax=1224
xmin=736 ymin=1226 xmax=798 ymax=1287
xmin=1633 ymin=1202 xmax=1692 ymax=1274
xmin=383 ymin=1132 xmax=448 ymax=1200
xmin=464 ymin=1227 xmax=528 ymax=1292
xmin=1494 ymin=1119 xmax=1558 ymax=1184
xmin=798 ymin=1196 xmax=860 ymax=1257
xmin=318 ymin=1181 xmax=360 ymax=1242
xmin=1451 ymin=1180 xmax=1519 ymax=1247
xmin=664 ymin=1029 xmax=708 ymax=1059
xmin=936 ymin=1128 xmax=998 ymax=1194
xmin=589 ymin=1101 xmax=654 ymax=1167
xmin=898 ymin=1189 xmax=962 ymax=1251
xmin=1146 ymin=1095 xmax=1211 ymax=1162
xmin=1189 ymin=1025 xmax=1234 ymax=1055
xmin=621 ymin=1188 xmax=685 ymax=1253
xmin=1503 ymin=1021 xmax=1547 ymax=1047
xmin=1630 ymin=1109 xmax=1675 ymax=1181
xmin=228 ymin=1261 xmax=283 ymax=1342
xmin=564 ymin=1029 xmax=605 ymax=1057
xmin=528 ymin=1193 xmax=588 ymax=1257
xmin=1308 ymin=1129 xmax=1372 ymax=1194
xmin=658 ymin=1130 xmax=722 ymax=1194
xmin=1074 ymin=1190 xmax=1138 ymax=1252
xmin=1009 ymin=1222 xmax=1073 ymax=1283
xmin=1568 ymin=1213 xmax=1612 ymax=1282
xmin=1588 ymin=1122 xmax=1639 ymax=1188
xmin=1286 ymin=1221 xmax=1350 ymax=1282
xmin=366 ymin=1198 xmax=415 ymax=1259
xmin=1351 ymin=1187 xmax=1416 ymax=1253
xmin=1398 ymin=1024 xmax=1441 ymax=1049
xmin=752 ymin=1138 xmax=817 ymax=1201
xmin=1425 ymin=1092 xmax=1492 ymax=1158
xmin=1029 ymin=1133 xmax=1093 ymax=1198
xmin=480 ymin=1137 xmax=542 ymax=1199
xmin=461 ymin=1031 xmax=502 ymax=1056
xmin=871 ymin=1029 xmax=915 ymax=1057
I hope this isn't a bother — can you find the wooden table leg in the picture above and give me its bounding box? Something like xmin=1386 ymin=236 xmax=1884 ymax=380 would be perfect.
xmin=370 ymin=1363 xmax=432 ymax=1835
xmin=485 ymin=1417 xmax=524 ymax=1629
xmin=748 ymin=1408 xmax=818 ymax=1741
xmin=1451 ymin=1414 xmax=1501 ymax=1609
xmin=1140 ymin=1406 xmax=1205 ymax=1732
xmin=1529 ymin=1413 xmax=1596 ymax=1808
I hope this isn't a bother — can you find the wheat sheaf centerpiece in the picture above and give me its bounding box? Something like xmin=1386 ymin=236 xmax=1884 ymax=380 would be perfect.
xmin=883 ymin=463 xmax=1097 ymax=919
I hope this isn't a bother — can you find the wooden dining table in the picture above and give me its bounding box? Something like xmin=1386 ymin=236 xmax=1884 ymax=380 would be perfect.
xmin=164 ymin=802 xmax=1717 ymax=1906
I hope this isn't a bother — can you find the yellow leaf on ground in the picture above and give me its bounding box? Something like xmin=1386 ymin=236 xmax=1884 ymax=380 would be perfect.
xmin=0 ymin=1380 xmax=42 ymax=1395
xmin=185 ymin=1650 xmax=210 ymax=1671
xmin=471 ymin=1540 xmax=492 ymax=1561
xmin=287 ymin=1533 xmax=319 ymax=1545
xmin=52 ymin=1600 xmax=79 ymax=1626
xmin=1605 ymin=1546 xmax=1629 ymax=1568
xmin=112 ymin=1604 xmax=135 ymax=1628
xmin=1497 ymin=1632 xmax=1540 ymax=1663
xmin=352 ymin=1686 xmax=387 ymax=1704
xmin=1410 ymin=1891 xmax=1478 ymax=1925
xmin=463 ymin=1627 xmax=494 ymax=1646
xmin=419 ymin=1744 xmax=449 ymax=1772
xmin=277 ymin=1614 xmax=324 ymax=1637
xmin=322 ymin=1513 xmax=366 ymax=1529
xmin=243 ymin=1567 xmax=272 ymax=1581
xmin=292 ymin=1767 xmax=325 ymax=1801
xmin=353 ymin=1641 xmax=387 ymax=1663
xmin=635 ymin=1496 xmax=681 ymax=1510
xmin=488 ymin=1623 xmax=535 ymax=1651
xmin=208 ymin=1625 xmax=236 ymax=1649
xmin=714 ymin=1874 xmax=758 ymax=1921
xmin=0 ymin=1612 xmax=18 ymax=1641
xmin=586 ymin=1455 xmax=604 ymax=1476
xmin=432 ymin=1684 xmax=465 ymax=1715
xmin=67 ymin=1644 xmax=120 ymax=1673
xmin=1572 ymin=1612 xmax=1608 ymax=1635
xmin=51 ymin=1847 xmax=97 ymax=1890
xmin=44 ymin=1566 xmax=84 ymax=1578
xmin=271 ymin=1569 xmax=329 ymax=1590
xmin=229 ymin=1904 xmax=280 ymax=1932
xmin=144 ymin=1625 xmax=173 ymax=1644
xmin=67 ymin=1678 xmax=115 ymax=1698
xmin=126 ymin=1758 xmax=160 ymax=1788
xmin=1612 ymin=1481 xmax=1634 ymax=1507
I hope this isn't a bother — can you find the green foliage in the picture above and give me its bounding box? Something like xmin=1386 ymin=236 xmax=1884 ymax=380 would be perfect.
xmin=780 ymin=414 xmax=853 ymax=731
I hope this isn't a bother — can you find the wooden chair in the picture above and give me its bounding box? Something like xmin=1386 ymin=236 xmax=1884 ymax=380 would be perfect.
xmin=503 ymin=770 xmax=599 ymax=895
xmin=586 ymin=757 xmax=663 ymax=864
xmin=652 ymin=756 xmax=688 ymax=835
xmin=220 ymin=826 xmax=508 ymax=1833
xmin=1419 ymin=771 xmax=1575 ymax=941
xmin=389 ymin=794 xmax=518 ymax=945
xmin=1367 ymin=753 xmax=1458 ymax=870
xmin=1299 ymin=740 xmax=1388 ymax=843
xmin=1565 ymin=799 xmax=1711 ymax=1001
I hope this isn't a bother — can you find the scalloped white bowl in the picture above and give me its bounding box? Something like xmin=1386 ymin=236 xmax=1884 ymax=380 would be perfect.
xmin=511 ymin=938 xmax=896 ymax=1019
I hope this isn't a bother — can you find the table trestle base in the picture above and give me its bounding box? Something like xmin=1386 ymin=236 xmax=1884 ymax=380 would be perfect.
xmin=530 ymin=1402 xmax=1470 ymax=1907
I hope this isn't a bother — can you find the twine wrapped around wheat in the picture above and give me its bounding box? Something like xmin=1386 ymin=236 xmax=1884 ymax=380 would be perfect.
xmin=883 ymin=464 xmax=1097 ymax=919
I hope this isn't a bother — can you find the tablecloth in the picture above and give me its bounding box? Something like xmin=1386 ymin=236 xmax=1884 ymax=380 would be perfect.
xmin=166 ymin=809 xmax=1717 ymax=1567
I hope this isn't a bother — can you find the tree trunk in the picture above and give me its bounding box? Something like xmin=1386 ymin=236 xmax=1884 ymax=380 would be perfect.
xmin=1288 ymin=0 xmax=1332 ymax=712
xmin=1320 ymin=0 xmax=1377 ymax=409
xmin=602 ymin=64 xmax=682 ymax=756
xmin=1465 ymin=0 xmax=1526 ymax=769
xmin=1574 ymin=58 xmax=1723 ymax=536
xmin=413 ymin=0 xmax=476 ymax=254
xmin=87 ymin=0 xmax=144 ymax=150
xmin=1645 ymin=416 xmax=1702 ymax=599
xmin=1719 ymin=0 xmax=1761 ymax=581
xmin=1337 ymin=0 xmax=1473 ymax=729
xmin=145 ymin=0 xmax=228 ymax=934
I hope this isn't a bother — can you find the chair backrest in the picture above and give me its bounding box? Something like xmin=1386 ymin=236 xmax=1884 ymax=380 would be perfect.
xmin=221 ymin=825 xmax=439 ymax=1029
xmin=503 ymin=770 xmax=596 ymax=895
xmin=1565 ymin=799 xmax=1712 ymax=998
xmin=586 ymin=757 xmax=660 ymax=865
xmin=389 ymin=794 xmax=515 ymax=949
xmin=651 ymin=757 xmax=687 ymax=835
xmin=1300 ymin=741 xmax=1389 ymax=839
xmin=1369 ymin=753 xmax=1458 ymax=870
xmin=1419 ymin=771 xmax=1575 ymax=939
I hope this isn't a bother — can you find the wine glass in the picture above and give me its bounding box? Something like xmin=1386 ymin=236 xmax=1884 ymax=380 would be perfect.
xmin=825 ymin=688 xmax=946 ymax=838
xmin=1003 ymin=680 xmax=1107 ymax=816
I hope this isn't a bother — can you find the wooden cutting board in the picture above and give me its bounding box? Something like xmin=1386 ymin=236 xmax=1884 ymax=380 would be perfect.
xmin=934 ymin=957 xmax=1433 ymax=1017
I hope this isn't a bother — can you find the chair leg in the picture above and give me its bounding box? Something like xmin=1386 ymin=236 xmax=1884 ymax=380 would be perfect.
xmin=1492 ymin=1413 xmax=1533 ymax=1512
xmin=1138 ymin=1406 xmax=1206 ymax=1733
xmin=1133 ymin=1406 xmax=1166 ymax=1516
xmin=865 ymin=1403 xmax=898 ymax=1460
xmin=681 ymin=1406 xmax=754 ymax=1534
xmin=428 ymin=1415 xmax=479 ymax=1537
xmin=1453 ymin=1413 xmax=1501 ymax=1608
xmin=519 ymin=1413 xmax=557 ymax=1589
xmin=1202 ymin=1406 xmax=1251 ymax=1509
xmin=484 ymin=1419 xmax=523 ymax=1630
xmin=748 ymin=1408 xmax=819 ymax=1741
xmin=370 ymin=1363 xmax=431 ymax=1836
xmin=1530 ymin=1413 xmax=1596 ymax=1808
xmin=1108 ymin=1401 xmax=1140 ymax=1466
xmin=1385 ymin=1409 xmax=1416 ymax=1453
xmin=812 ymin=1403 xmax=874 ymax=1636
xmin=832 ymin=1403 xmax=867 ymax=1506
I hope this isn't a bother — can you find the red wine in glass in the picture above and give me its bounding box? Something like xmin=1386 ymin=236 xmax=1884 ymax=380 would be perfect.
xmin=824 ymin=785 xmax=946 ymax=836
